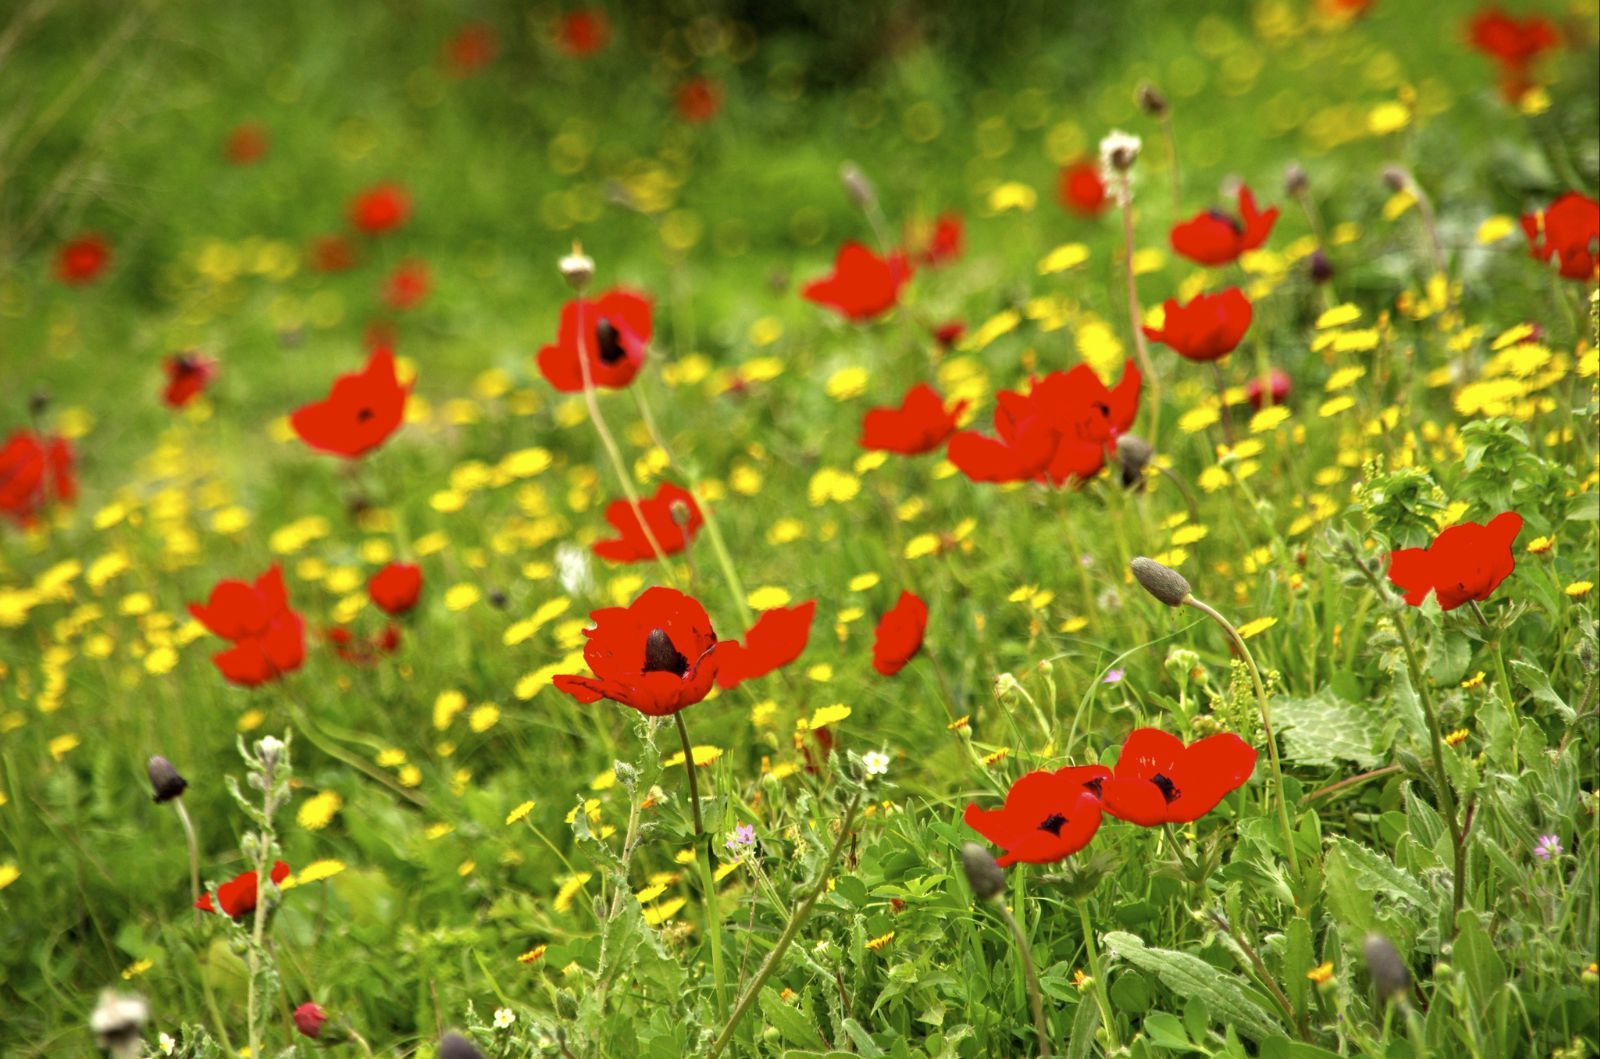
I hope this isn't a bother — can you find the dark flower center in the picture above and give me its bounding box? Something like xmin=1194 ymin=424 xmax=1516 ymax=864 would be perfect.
xmin=356 ymin=407 xmax=375 ymax=422
xmin=595 ymin=318 xmax=627 ymax=365
xmin=1037 ymin=812 xmax=1069 ymax=836
xmin=1084 ymin=776 xmax=1105 ymax=797
xmin=642 ymin=627 xmax=689 ymax=676
xmin=1207 ymin=208 xmax=1244 ymax=235
xmin=1151 ymin=773 xmax=1181 ymax=803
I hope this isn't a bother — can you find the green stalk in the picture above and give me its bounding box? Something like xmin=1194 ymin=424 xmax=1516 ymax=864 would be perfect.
xmin=1470 ymin=599 xmax=1521 ymax=769
xmin=1076 ymin=899 xmax=1120 ymax=1052
xmin=995 ymin=896 xmax=1051 ymax=1057
xmin=675 ymin=713 xmax=729 ymax=1022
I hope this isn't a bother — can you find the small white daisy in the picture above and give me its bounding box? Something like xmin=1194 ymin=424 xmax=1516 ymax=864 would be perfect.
xmin=862 ymin=751 xmax=890 ymax=776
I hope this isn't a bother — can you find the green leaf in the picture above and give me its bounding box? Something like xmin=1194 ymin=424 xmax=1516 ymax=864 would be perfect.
xmin=1142 ymin=1011 xmax=1203 ymax=1052
xmin=1323 ymin=836 xmax=1431 ymax=909
xmin=1273 ymin=687 xmax=1392 ymax=768
xmin=761 ymin=988 xmax=828 ymax=1051
xmin=1510 ymin=660 xmax=1575 ymax=723
xmin=1065 ymin=988 xmax=1101 ymax=1059
xmin=1102 ymin=932 xmax=1285 ymax=1042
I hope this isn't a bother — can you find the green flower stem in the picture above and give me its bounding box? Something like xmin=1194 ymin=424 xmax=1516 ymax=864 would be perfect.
xmin=1470 ymin=599 xmax=1521 ymax=769
xmin=995 ymin=895 xmax=1052 ymax=1058
xmin=1119 ymin=191 xmax=1161 ymax=447
xmin=676 ymin=712 xmax=729 ymax=1023
xmin=173 ymin=799 xmax=202 ymax=926
xmin=1077 ymin=899 xmax=1119 ymax=1053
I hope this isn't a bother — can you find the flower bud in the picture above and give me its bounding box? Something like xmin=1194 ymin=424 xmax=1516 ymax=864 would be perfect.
xmin=439 ymin=1031 xmax=485 ymax=1059
xmin=669 ymin=499 xmax=693 ymax=528
xmin=29 ymin=390 xmax=51 ymax=417
xmin=1099 ymin=130 xmax=1141 ymax=173
xmin=960 ymin=842 xmax=1007 ymax=901
xmin=839 ymin=162 xmax=876 ymax=208
xmin=1114 ymin=434 xmax=1153 ymax=489
xmin=292 ymin=1002 xmax=327 ymax=1039
xmin=1380 ymin=164 xmax=1408 ymax=193
xmin=146 ymin=755 xmax=187 ymax=803
xmin=1309 ymin=249 xmax=1334 ymax=284
xmin=256 ymin=735 xmax=285 ymax=771
xmin=559 ymin=242 xmax=595 ymax=291
xmin=1284 ymin=162 xmax=1308 ymax=198
xmin=1130 ymin=557 xmax=1191 ymax=607
xmin=1136 ymin=82 xmax=1168 ymax=117
xmin=1362 ymin=932 xmax=1411 ymax=1004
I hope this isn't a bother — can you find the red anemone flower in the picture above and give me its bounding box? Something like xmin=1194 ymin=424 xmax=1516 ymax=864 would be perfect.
xmin=224 ymin=122 xmax=269 ymax=165
xmin=947 ymin=361 xmax=1141 ymax=487
xmin=1058 ymin=161 xmax=1109 ymax=217
xmin=933 ymin=320 xmax=966 ymax=348
xmin=859 ymin=383 xmax=968 ymax=455
xmin=537 ymin=288 xmax=653 ymax=392
xmin=592 ymin=481 xmax=701 ymax=563
xmin=382 ymin=260 xmax=432 ymax=310
xmin=1099 ymin=728 xmax=1258 ymax=826
xmin=442 ymin=23 xmax=497 ymax=77
xmin=55 ymin=234 xmax=111 ymax=285
xmin=196 ymin=860 xmax=291 ymax=918
xmin=163 ymin=352 xmax=218 ymax=408
xmin=801 ymin=242 xmax=912 ymax=323
xmin=326 ymin=623 xmax=402 ymax=665
xmin=308 ymin=234 xmax=358 ymax=273
xmin=349 ymin=183 xmax=411 ymax=235
xmin=290 ymin=347 xmax=410 ymax=459
xmin=553 ymin=587 xmax=720 ymax=716
xmin=190 ymin=566 xmax=307 ymax=686
xmin=369 ymin=562 xmax=423 ymax=615
xmin=912 ymin=214 xmax=964 ymax=267
xmin=1142 ymin=288 xmax=1254 ymax=363
xmin=0 ymin=429 xmax=76 ymax=527
xmin=1467 ymin=8 xmax=1559 ymax=100
xmin=676 ymin=76 xmax=723 ymax=123
xmin=1386 ymin=511 xmax=1523 ymax=611
xmin=716 ymin=600 xmax=817 ymax=690
xmin=872 ymin=590 xmax=927 ymax=676
xmin=1245 ymin=368 xmax=1292 ymax=410
xmin=964 ymin=766 xmax=1110 ymax=866
xmin=1522 ymin=192 xmax=1599 ymax=282
xmin=1170 ymin=186 xmax=1279 ymax=266
xmin=556 ymin=9 xmax=610 ymax=56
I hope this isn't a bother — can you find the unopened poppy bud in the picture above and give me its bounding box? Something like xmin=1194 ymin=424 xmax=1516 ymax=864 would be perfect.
xmin=1284 ymin=162 xmax=1309 ymax=198
xmin=1380 ymin=164 xmax=1409 ymax=193
xmin=292 ymin=1002 xmax=327 ymax=1038
xmin=960 ymin=842 xmax=1007 ymax=901
xmin=487 ymin=588 xmax=508 ymax=609
xmin=559 ymin=241 xmax=594 ymax=291
xmin=669 ymin=499 xmax=693 ymax=527
xmin=146 ymin=755 xmax=187 ymax=803
xmin=1136 ymin=82 xmax=1168 ymax=117
xmin=1131 ymin=557 xmax=1191 ymax=607
xmin=439 ymin=1031 xmax=485 ymax=1059
xmin=1362 ymin=932 xmax=1411 ymax=1004
xmin=1115 ymin=434 xmax=1154 ymax=489
xmin=839 ymin=162 xmax=875 ymax=208
xmin=1309 ymin=249 xmax=1334 ymax=284
xmin=29 ymin=390 xmax=51 ymax=416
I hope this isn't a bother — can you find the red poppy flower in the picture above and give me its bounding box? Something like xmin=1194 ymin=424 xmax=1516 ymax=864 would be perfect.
xmin=1522 ymin=192 xmax=1599 ymax=282
xmin=593 ymin=481 xmax=701 ymax=563
xmin=0 ymin=429 xmax=76 ymax=527
xmin=859 ymin=383 xmax=968 ymax=455
xmin=553 ymin=587 xmax=720 ymax=715
xmin=933 ymin=320 xmax=966 ymax=348
xmin=537 ymin=288 xmax=653 ymax=392
xmin=801 ymin=242 xmax=913 ymax=323
xmin=716 ymin=600 xmax=817 ymax=690
xmin=196 ymin=859 xmax=291 ymax=918
xmin=1244 ymin=368 xmax=1292 ymax=410
xmin=964 ymin=766 xmax=1110 ymax=866
xmin=382 ymin=260 xmax=431 ymax=310
xmin=872 ymin=590 xmax=927 ymax=676
xmin=675 ymin=76 xmax=722 ymax=123
xmin=1058 ymin=161 xmax=1109 ymax=217
xmin=1099 ymin=728 xmax=1258 ymax=826
xmin=442 ymin=23 xmax=497 ymax=77
xmin=369 ymin=562 xmax=423 ymax=615
xmin=349 ymin=183 xmax=411 ymax=235
xmin=1386 ymin=511 xmax=1523 ymax=611
xmin=190 ymin=566 xmax=307 ymax=686
xmin=293 ymin=1002 xmax=328 ymax=1039
xmin=326 ymin=623 xmax=402 ymax=666
xmin=308 ymin=235 xmax=358 ymax=273
xmin=225 ymin=122 xmax=268 ymax=165
xmin=947 ymin=361 xmax=1142 ymax=486
xmin=1170 ymin=186 xmax=1279 ymax=266
xmin=1142 ymin=288 xmax=1254 ymax=363
xmin=55 ymin=234 xmax=110 ymax=285
xmin=163 ymin=352 xmax=218 ymax=409
xmin=912 ymin=213 xmax=964 ymax=267
xmin=290 ymin=347 xmax=410 ymax=459
xmin=555 ymin=9 xmax=610 ymax=56
xmin=1468 ymin=8 xmax=1559 ymax=99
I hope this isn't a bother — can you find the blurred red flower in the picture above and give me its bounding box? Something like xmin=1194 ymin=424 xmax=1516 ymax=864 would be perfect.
xmin=442 ymin=23 xmax=497 ymax=77
xmin=859 ymin=383 xmax=967 ymax=455
xmin=1058 ymin=161 xmax=1109 ymax=216
xmin=933 ymin=320 xmax=966 ymax=348
xmin=1468 ymin=7 xmax=1559 ymax=100
xmin=1386 ymin=511 xmax=1523 ymax=611
xmin=537 ymin=289 xmax=653 ymax=392
xmin=369 ymin=562 xmax=423 ymax=614
xmin=1142 ymin=288 xmax=1254 ymax=363
xmin=676 ymin=76 xmax=723 ymax=123
xmin=290 ymin=347 xmax=410 ymax=458
xmin=1100 ymin=728 xmax=1257 ymax=826
xmin=349 ymin=183 xmax=411 ymax=234
xmin=1170 ymin=186 xmax=1278 ymax=266
xmin=0 ymin=429 xmax=76 ymax=527
xmin=872 ymin=590 xmax=927 ymax=676
xmin=1522 ymin=192 xmax=1599 ymax=281
xmin=716 ymin=600 xmax=816 ymax=690
xmin=802 ymin=242 xmax=912 ymax=322
xmin=1244 ymin=368 xmax=1292 ymax=410
xmin=163 ymin=352 xmax=218 ymax=409
xmin=556 ymin=9 xmax=610 ymax=56
xmin=308 ymin=234 xmax=358 ymax=273
xmin=197 ymin=859 xmax=290 ymax=918
xmin=911 ymin=213 xmax=964 ymax=266
xmin=382 ymin=260 xmax=431 ymax=310
xmin=965 ymin=765 xmax=1109 ymax=866
xmin=592 ymin=481 xmax=701 ymax=563
xmin=553 ymin=587 xmax=721 ymax=716
xmin=293 ymin=1002 xmax=328 ymax=1039
xmin=225 ymin=122 xmax=269 ymax=165
xmin=190 ymin=565 xmax=307 ymax=686
xmin=55 ymin=234 xmax=110 ymax=285
xmin=327 ymin=623 xmax=401 ymax=665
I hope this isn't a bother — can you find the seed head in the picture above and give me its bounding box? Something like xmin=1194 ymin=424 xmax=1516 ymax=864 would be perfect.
xmin=1362 ymin=932 xmax=1411 ymax=1004
xmin=960 ymin=842 xmax=1007 ymax=901
xmin=146 ymin=755 xmax=187 ymax=803
xmin=559 ymin=241 xmax=595 ymax=291
xmin=1130 ymin=557 xmax=1192 ymax=607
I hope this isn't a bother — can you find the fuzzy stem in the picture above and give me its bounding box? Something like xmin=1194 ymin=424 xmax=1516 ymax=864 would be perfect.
xmin=1120 ymin=194 xmax=1161 ymax=446
xmin=676 ymin=712 xmax=729 ymax=1021
xmin=174 ymin=800 xmax=202 ymax=926
xmin=1470 ymin=599 xmax=1521 ymax=769
xmin=995 ymin=897 xmax=1052 ymax=1057
xmin=1076 ymin=899 xmax=1119 ymax=1052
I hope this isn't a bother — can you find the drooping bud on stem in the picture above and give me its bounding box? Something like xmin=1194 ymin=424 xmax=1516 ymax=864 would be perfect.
xmin=439 ymin=1032 xmax=485 ymax=1059
xmin=1130 ymin=557 xmax=1191 ymax=607
xmin=559 ymin=241 xmax=595 ymax=292
xmin=1114 ymin=434 xmax=1154 ymax=490
xmin=960 ymin=842 xmax=1007 ymax=901
xmin=146 ymin=755 xmax=187 ymax=803
xmin=1380 ymin=164 xmax=1409 ymax=193
xmin=1284 ymin=161 xmax=1309 ymax=198
xmin=1362 ymin=933 xmax=1411 ymax=1005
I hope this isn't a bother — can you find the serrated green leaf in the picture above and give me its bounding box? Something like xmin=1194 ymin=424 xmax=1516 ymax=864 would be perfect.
xmin=1323 ymin=835 xmax=1431 ymax=909
xmin=761 ymin=987 xmax=827 ymax=1051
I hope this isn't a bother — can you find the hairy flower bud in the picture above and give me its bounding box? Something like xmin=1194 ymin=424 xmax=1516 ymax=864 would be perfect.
xmin=1309 ymin=249 xmax=1334 ymax=284
xmin=1131 ymin=557 xmax=1192 ymax=607
xmin=1380 ymin=164 xmax=1409 ymax=193
xmin=559 ymin=242 xmax=594 ymax=291
xmin=1115 ymin=434 xmax=1154 ymax=489
xmin=439 ymin=1031 xmax=485 ymax=1059
xmin=1284 ymin=162 xmax=1309 ymax=198
xmin=960 ymin=842 xmax=1007 ymax=901
xmin=146 ymin=755 xmax=187 ymax=803
xmin=1136 ymin=82 xmax=1168 ymax=117
xmin=1363 ymin=933 xmax=1411 ymax=1004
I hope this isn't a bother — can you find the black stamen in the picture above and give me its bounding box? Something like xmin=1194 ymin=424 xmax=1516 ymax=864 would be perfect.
xmin=356 ymin=407 xmax=375 ymax=422
xmin=1206 ymin=208 xmax=1244 ymax=235
xmin=1084 ymin=776 xmax=1105 ymax=797
xmin=1151 ymin=773 xmax=1181 ymax=803
xmin=1038 ymin=813 xmax=1069 ymax=836
xmin=595 ymin=318 xmax=627 ymax=365
xmin=642 ymin=628 xmax=689 ymax=676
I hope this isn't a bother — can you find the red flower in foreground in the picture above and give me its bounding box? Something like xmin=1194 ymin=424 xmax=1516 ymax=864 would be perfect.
xmin=55 ymin=234 xmax=111 ymax=285
xmin=293 ymin=1002 xmax=328 ymax=1039
xmin=308 ymin=235 xmax=358 ymax=273
xmin=859 ymin=383 xmax=968 ymax=455
xmin=290 ymin=347 xmax=410 ymax=458
xmin=442 ymin=23 xmax=497 ymax=77
xmin=553 ymin=587 xmax=720 ymax=716
xmin=369 ymin=562 xmax=423 ymax=615
xmin=197 ymin=860 xmax=290 ymax=918
xmin=593 ymin=481 xmax=701 ymax=563
xmin=912 ymin=213 xmax=964 ymax=267
xmin=872 ymin=591 xmax=927 ymax=676
xmin=0 ymin=429 xmax=77 ymax=527
xmin=382 ymin=260 xmax=431 ymax=310
xmin=676 ymin=76 xmax=722 ymax=123
xmin=1386 ymin=511 xmax=1523 ymax=611
xmin=537 ymin=289 xmax=653 ymax=392
xmin=802 ymin=242 xmax=912 ymax=323
xmin=1099 ymin=728 xmax=1258 ymax=826
xmin=1170 ymin=186 xmax=1279 ymax=266
xmin=1058 ymin=161 xmax=1109 ymax=217
xmin=556 ymin=9 xmax=610 ymax=56
xmin=349 ymin=183 xmax=411 ymax=234
xmin=163 ymin=352 xmax=218 ymax=408
xmin=1522 ymin=193 xmax=1599 ymax=282
xmin=716 ymin=600 xmax=817 ymax=690
xmin=1245 ymin=368 xmax=1292 ymax=410
xmin=1468 ymin=7 xmax=1559 ymax=100
xmin=190 ymin=566 xmax=306 ymax=686
xmin=225 ymin=122 xmax=269 ymax=165
xmin=1143 ymin=288 xmax=1254 ymax=363
xmin=964 ymin=766 xmax=1110 ymax=866
xmin=947 ymin=361 xmax=1141 ymax=486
